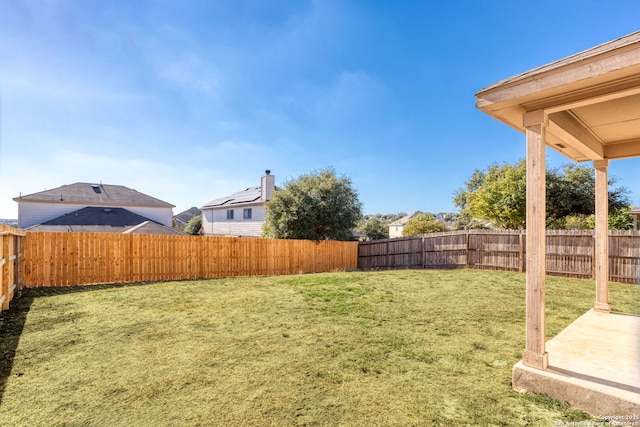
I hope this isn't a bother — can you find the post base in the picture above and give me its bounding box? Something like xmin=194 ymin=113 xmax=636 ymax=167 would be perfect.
xmin=522 ymin=350 xmax=549 ymax=370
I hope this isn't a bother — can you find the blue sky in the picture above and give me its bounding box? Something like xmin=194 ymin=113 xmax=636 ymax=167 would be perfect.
xmin=1 ymin=0 xmax=639 ymax=218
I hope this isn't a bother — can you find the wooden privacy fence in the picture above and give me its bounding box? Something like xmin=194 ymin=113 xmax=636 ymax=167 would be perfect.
xmin=22 ymin=232 xmax=359 ymax=287
xmin=0 ymin=225 xmax=25 ymax=312
xmin=358 ymin=229 xmax=640 ymax=284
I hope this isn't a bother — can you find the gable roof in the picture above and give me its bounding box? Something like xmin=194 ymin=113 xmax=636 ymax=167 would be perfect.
xmin=27 ymin=207 xmax=182 ymax=234
xmin=201 ymin=186 xmax=262 ymax=209
xmin=123 ymin=221 xmax=184 ymax=235
xmin=174 ymin=207 xmax=201 ymax=224
xmin=389 ymin=211 xmax=423 ymax=227
xmin=14 ymin=182 xmax=174 ymax=207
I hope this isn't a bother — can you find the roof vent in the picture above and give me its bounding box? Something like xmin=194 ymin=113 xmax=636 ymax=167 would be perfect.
xmin=265 ymin=170 xmax=271 ymax=175
xmin=556 ymin=143 xmax=566 ymax=149
xmin=104 ymin=208 xmax=112 ymax=213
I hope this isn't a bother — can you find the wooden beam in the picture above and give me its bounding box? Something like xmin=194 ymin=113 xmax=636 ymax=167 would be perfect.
xmin=594 ymin=160 xmax=611 ymax=313
xmin=522 ymin=111 xmax=549 ymax=370
xmin=524 ymin=76 xmax=640 ymax=113
xmin=548 ymin=111 xmax=605 ymax=160
xmin=604 ymin=138 xmax=640 ymax=159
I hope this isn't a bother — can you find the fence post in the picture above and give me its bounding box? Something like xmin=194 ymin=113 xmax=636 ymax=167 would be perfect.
xmin=591 ymin=234 xmax=596 ymax=279
xmin=422 ymin=236 xmax=426 ymax=269
xmin=385 ymin=240 xmax=390 ymax=270
xmin=1 ymin=234 xmax=6 ymax=311
xmin=519 ymin=232 xmax=525 ymax=272
xmin=465 ymin=231 xmax=471 ymax=268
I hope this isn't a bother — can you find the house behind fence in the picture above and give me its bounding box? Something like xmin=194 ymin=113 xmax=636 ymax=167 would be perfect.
xmin=358 ymin=229 xmax=640 ymax=284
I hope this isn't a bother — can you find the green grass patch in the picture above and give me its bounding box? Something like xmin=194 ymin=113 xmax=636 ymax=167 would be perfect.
xmin=1 ymin=269 xmax=638 ymax=426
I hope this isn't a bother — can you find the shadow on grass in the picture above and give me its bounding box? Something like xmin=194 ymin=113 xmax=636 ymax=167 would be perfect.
xmin=0 ymin=281 xmax=159 ymax=404
xmin=0 ymin=290 xmax=34 ymax=405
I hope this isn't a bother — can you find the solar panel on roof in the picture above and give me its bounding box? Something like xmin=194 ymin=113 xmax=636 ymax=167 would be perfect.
xmin=230 ymin=189 xmax=261 ymax=204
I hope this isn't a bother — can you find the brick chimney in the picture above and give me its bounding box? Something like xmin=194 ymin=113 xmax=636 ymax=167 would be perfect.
xmin=261 ymin=170 xmax=275 ymax=201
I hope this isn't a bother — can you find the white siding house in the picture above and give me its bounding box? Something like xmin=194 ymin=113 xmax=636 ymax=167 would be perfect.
xmin=201 ymin=171 xmax=275 ymax=237
xmin=388 ymin=211 xmax=422 ymax=238
xmin=14 ymin=183 xmax=175 ymax=229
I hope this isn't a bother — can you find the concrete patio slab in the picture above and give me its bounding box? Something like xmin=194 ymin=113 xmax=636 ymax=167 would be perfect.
xmin=513 ymin=309 xmax=640 ymax=417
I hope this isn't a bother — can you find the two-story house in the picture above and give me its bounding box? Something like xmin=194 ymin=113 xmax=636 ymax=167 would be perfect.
xmin=14 ymin=182 xmax=179 ymax=234
xmin=200 ymin=171 xmax=275 ymax=237
xmin=388 ymin=211 xmax=422 ymax=238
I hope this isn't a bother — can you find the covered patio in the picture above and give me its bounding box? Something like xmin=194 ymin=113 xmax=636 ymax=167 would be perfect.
xmin=476 ymin=31 xmax=640 ymax=416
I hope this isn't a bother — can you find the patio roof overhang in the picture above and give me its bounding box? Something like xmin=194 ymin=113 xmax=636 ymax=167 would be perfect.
xmin=476 ymin=30 xmax=640 ymax=162
xmin=475 ymin=31 xmax=640 ymax=415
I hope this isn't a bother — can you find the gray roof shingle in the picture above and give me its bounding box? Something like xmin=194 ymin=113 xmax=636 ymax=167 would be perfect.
xmin=389 ymin=211 xmax=423 ymax=227
xmin=173 ymin=207 xmax=201 ymax=224
xmin=14 ymin=182 xmax=174 ymax=207
xmin=27 ymin=207 xmax=182 ymax=235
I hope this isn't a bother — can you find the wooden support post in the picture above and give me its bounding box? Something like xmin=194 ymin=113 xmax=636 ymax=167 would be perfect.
xmin=522 ymin=110 xmax=549 ymax=370
xmin=594 ymin=159 xmax=611 ymax=313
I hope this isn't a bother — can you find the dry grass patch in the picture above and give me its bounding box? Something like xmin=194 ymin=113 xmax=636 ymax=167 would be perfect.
xmin=1 ymin=269 xmax=638 ymax=426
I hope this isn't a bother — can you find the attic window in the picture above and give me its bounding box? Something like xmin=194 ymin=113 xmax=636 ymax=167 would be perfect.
xmin=92 ymin=185 xmax=102 ymax=194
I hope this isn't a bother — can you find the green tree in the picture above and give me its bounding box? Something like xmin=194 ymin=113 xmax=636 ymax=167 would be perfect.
xmin=263 ymin=168 xmax=363 ymax=241
xmin=454 ymin=160 xmax=630 ymax=229
xmin=184 ymin=215 xmax=202 ymax=235
xmin=402 ymin=213 xmax=449 ymax=236
xmin=549 ymin=214 xmax=592 ymax=230
xmin=357 ymin=216 xmax=388 ymax=240
xmin=452 ymin=214 xmax=490 ymax=231
xmin=607 ymin=206 xmax=634 ymax=230
xmin=586 ymin=206 xmax=635 ymax=230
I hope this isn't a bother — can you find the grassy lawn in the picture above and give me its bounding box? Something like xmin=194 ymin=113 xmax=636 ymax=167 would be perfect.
xmin=1 ymin=269 xmax=638 ymax=426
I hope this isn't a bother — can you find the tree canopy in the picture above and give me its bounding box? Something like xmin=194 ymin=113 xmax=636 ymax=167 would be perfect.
xmin=356 ymin=216 xmax=388 ymax=240
xmin=183 ymin=215 xmax=202 ymax=235
xmin=402 ymin=213 xmax=449 ymax=236
xmin=263 ymin=168 xmax=363 ymax=241
xmin=454 ymin=160 xmax=630 ymax=229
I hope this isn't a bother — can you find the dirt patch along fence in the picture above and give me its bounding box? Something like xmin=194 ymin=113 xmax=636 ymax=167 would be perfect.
xmin=21 ymin=232 xmax=359 ymax=287
xmin=0 ymin=225 xmax=25 ymax=312
xmin=358 ymin=229 xmax=640 ymax=284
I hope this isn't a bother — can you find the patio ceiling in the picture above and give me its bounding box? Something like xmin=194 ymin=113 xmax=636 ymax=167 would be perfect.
xmin=476 ymin=31 xmax=640 ymax=162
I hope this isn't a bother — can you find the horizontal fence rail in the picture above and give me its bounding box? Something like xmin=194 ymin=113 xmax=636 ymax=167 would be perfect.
xmin=22 ymin=232 xmax=359 ymax=287
xmin=0 ymin=225 xmax=26 ymax=312
xmin=358 ymin=229 xmax=640 ymax=284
